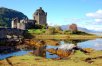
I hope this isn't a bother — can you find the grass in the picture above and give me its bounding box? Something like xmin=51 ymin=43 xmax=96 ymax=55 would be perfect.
xmin=25 ymin=29 xmax=102 ymax=40
xmin=27 ymin=29 xmax=46 ymax=34
xmin=32 ymin=35 xmax=99 ymax=39
xmin=0 ymin=50 xmax=102 ymax=66
xmin=70 ymin=50 xmax=89 ymax=61
xmin=27 ymin=29 xmax=95 ymax=35
xmin=25 ymin=29 xmax=100 ymax=39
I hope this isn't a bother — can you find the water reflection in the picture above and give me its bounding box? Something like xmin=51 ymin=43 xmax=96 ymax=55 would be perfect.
xmin=78 ymin=38 xmax=102 ymax=50
xmin=0 ymin=38 xmax=102 ymax=60
xmin=32 ymin=46 xmax=46 ymax=57
xmin=46 ymin=45 xmax=59 ymax=58
xmin=63 ymin=39 xmax=88 ymax=45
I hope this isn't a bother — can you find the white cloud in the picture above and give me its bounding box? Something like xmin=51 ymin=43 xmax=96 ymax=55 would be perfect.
xmin=86 ymin=10 xmax=102 ymax=19
xmin=47 ymin=21 xmax=55 ymax=26
xmin=64 ymin=18 xmax=91 ymax=23
xmin=91 ymin=27 xmax=102 ymax=31
xmin=85 ymin=25 xmax=102 ymax=31
xmin=62 ymin=9 xmax=102 ymax=31
xmin=86 ymin=9 xmax=102 ymax=27
xmin=47 ymin=21 xmax=61 ymax=26
xmin=94 ymin=19 xmax=102 ymax=23
xmin=95 ymin=19 xmax=102 ymax=22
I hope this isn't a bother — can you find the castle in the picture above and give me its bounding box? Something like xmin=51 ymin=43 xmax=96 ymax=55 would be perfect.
xmin=11 ymin=7 xmax=47 ymax=30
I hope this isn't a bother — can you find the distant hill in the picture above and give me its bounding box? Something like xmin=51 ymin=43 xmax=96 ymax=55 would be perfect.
xmin=0 ymin=7 xmax=28 ymax=27
xmin=61 ymin=25 xmax=102 ymax=35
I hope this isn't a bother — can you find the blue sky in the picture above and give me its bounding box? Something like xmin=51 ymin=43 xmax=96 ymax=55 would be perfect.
xmin=0 ymin=0 xmax=102 ymax=31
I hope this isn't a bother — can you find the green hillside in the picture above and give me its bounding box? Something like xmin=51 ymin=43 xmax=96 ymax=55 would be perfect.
xmin=0 ymin=7 xmax=28 ymax=27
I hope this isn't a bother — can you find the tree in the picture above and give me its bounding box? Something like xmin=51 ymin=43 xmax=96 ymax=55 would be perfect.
xmin=0 ymin=7 xmax=27 ymax=27
xmin=69 ymin=24 xmax=78 ymax=34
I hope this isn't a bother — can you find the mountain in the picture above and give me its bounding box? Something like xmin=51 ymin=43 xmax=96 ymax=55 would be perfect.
xmin=61 ymin=25 xmax=102 ymax=35
xmin=0 ymin=7 xmax=28 ymax=27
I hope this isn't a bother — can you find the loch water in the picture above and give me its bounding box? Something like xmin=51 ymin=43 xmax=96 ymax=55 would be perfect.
xmin=0 ymin=38 xmax=102 ymax=60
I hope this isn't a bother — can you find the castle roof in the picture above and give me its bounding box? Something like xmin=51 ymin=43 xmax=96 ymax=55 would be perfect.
xmin=34 ymin=7 xmax=46 ymax=15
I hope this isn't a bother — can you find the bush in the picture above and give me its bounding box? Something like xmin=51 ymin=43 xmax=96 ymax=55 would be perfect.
xmin=63 ymin=30 xmax=71 ymax=34
xmin=45 ymin=27 xmax=55 ymax=35
xmin=27 ymin=29 xmax=46 ymax=35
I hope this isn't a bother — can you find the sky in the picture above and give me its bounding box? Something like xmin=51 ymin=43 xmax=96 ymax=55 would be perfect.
xmin=0 ymin=0 xmax=102 ymax=31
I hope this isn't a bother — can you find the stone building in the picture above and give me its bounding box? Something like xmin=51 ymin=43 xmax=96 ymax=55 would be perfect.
xmin=33 ymin=7 xmax=47 ymax=25
xmin=11 ymin=18 xmax=19 ymax=28
xmin=11 ymin=7 xmax=47 ymax=30
xmin=12 ymin=18 xmax=29 ymax=30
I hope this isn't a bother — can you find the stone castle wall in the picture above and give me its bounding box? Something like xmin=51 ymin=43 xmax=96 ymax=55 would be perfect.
xmin=0 ymin=28 xmax=24 ymax=40
xmin=39 ymin=14 xmax=47 ymax=25
xmin=11 ymin=7 xmax=47 ymax=30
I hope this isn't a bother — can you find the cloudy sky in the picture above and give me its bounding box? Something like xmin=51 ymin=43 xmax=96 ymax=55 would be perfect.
xmin=0 ymin=0 xmax=102 ymax=31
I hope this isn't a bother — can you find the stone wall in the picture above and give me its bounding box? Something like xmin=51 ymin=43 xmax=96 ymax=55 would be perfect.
xmin=0 ymin=28 xmax=24 ymax=41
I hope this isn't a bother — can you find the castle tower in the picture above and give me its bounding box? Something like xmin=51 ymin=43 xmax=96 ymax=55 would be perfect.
xmin=11 ymin=18 xmax=19 ymax=28
xmin=33 ymin=7 xmax=47 ymax=25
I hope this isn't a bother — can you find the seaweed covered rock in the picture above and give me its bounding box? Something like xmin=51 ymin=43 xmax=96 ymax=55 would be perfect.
xmin=56 ymin=49 xmax=72 ymax=58
xmin=47 ymin=48 xmax=72 ymax=58
xmin=47 ymin=48 xmax=56 ymax=54
xmin=24 ymin=39 xmax=45 ymax=48
xmin=45 ymin=40 xmax=59 ymax=46
xmin=83 ymin=48 xmax=94 ymax=53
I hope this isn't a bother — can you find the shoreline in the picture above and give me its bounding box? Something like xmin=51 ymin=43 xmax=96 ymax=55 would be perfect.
xmin=30 ymin=35 xmax=101 ymax=39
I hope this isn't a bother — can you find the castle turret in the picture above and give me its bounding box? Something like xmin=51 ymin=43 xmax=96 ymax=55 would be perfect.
xmin=11 ymin=18 xmax=19 ymax=28
xmin=33 ymin=7 xmax=47 ymax=25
